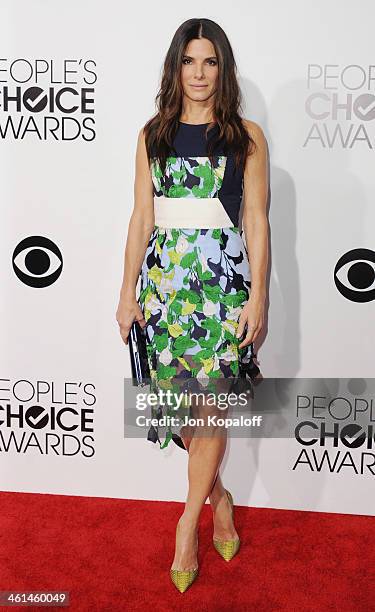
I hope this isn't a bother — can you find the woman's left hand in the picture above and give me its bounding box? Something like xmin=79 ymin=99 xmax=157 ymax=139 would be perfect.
xmin=236 ymin=292 xmax=265 ymax=349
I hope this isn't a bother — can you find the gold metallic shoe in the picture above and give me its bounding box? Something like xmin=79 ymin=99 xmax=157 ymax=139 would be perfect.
xmin=170 ymin=526 xmax=199 ymax=592
xmin=170 ymin=567 xmax=199 ymax=593
xmin=213 ymin=489 xmax=240 ymax=562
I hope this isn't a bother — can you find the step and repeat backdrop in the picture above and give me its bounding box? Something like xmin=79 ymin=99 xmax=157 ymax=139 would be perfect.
xmin=1 ymin=1 xmax=374 ymax=516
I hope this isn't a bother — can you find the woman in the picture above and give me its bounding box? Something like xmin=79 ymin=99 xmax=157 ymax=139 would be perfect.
xmin=116 ymin=18 xmax=268 ymax=593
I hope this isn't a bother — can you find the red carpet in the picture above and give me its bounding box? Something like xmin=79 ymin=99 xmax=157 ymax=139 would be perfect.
xmin=0 ymin=491 xmax=373 ymax=611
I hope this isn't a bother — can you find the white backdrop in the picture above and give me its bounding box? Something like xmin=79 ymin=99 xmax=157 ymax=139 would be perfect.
xmin=1 ymin=1 xmax=374 ymax=516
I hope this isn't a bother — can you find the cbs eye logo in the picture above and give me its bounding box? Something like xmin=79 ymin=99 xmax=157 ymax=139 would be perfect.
xmin=334 ymin=248 xmax=375 ymax=303
xmin=12 ymin=236 xmax=63 ymax=288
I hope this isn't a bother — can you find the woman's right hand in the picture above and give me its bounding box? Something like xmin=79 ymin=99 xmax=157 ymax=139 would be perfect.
xmin=116 ymin=293 xmax=146 ymax=345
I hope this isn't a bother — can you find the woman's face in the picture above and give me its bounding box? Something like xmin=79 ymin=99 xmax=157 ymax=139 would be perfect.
xmin=180 ymin=37 xmax=219 ymax=103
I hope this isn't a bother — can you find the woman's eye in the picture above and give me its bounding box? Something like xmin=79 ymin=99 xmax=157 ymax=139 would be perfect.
xmin=182 ymin=58 xmax=217 ymax=66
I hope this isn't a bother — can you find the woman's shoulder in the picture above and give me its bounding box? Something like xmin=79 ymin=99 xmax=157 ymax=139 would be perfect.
xmin=136 ymin=114 xmax=154 ymax=137
xmin=241 ymin=118 xmax=266 ymax=145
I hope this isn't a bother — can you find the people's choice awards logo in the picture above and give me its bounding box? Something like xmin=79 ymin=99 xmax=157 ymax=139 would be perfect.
xmin=0 ymin=58 xmax=96 ymax=141
xmin=12 ymin=236 xmax=63 ymax=288
xmin=334 ymin=248 xmax=375 ymax=302
xmin=0 ymin=378 xmax=96 ymax=457
xmin=293 ymin=390 xmax=375 ymax=477
xmin=304 ymin=64 xmax=375 ymax=148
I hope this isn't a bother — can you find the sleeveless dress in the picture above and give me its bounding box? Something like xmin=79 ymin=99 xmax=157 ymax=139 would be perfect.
xmin=137 ymin=121 xmax=261 ymax=449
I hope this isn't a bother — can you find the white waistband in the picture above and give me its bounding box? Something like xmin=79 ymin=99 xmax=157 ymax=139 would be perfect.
xmin=153 ymin=195 xmax=234 ymax=229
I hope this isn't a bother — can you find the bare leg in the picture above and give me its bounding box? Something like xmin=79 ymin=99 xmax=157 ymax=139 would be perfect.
xmin=180 ymin=429 xmax=238 ymax=543
xmin=179 ymin=402 xmax=238 ymax=544
xmin=171 ymin=399 xmax=228 ymax=571
xmin=209 ymin=472 xmax=238 ymax=541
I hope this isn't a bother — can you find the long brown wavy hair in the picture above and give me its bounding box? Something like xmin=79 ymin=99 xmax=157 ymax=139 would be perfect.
xmin=143 ymin=18 xmax=257 ymax=175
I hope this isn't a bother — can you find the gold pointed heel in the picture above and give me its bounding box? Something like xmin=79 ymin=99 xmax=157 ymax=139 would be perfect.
xmin=170 ymin=567 xmax=199 ymax=593
xmin=213 ymin=489 xmax=240 ymax=562
xmin=170 ymin=524 xmax=199 ymax=592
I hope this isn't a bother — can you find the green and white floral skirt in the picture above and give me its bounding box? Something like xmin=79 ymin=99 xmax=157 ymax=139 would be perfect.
xmin=138 ymin=225 xmax=260 ymax=449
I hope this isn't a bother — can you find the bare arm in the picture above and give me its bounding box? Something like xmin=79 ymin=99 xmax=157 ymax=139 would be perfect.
xmin=237 ymin=119 xmax=269 ymax=349
xmin=116 ymin=126 xmax=155 ymax=343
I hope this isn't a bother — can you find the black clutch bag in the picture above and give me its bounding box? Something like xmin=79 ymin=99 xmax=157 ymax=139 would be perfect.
xmin=128 ymin=320 xmax=150 ymax=386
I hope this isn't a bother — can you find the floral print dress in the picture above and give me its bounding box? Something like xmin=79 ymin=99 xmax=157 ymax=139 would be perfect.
xmin=137 ymin=122 xmax=260 ymax=449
